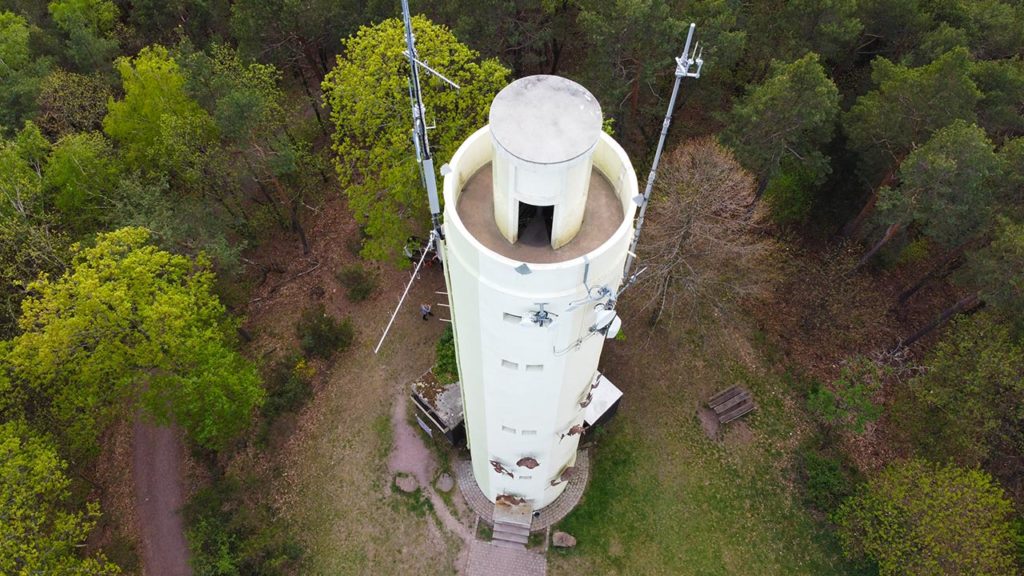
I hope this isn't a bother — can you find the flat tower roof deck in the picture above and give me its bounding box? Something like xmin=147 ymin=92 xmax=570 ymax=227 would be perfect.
xmin=455 ymin=162 xmax=625 ymax=264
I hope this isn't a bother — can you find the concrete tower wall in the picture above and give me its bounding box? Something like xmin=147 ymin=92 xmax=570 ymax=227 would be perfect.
xmin=442 ymin=125 xmax=637 ymax=508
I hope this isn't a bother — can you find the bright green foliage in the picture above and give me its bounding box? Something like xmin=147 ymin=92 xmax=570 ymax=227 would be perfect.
xmin=322 ymin=16 xmax=509 ymax=262
xmin=103 ymin=46 xmax=219 ymax=181
xmin=963 ymin=217 xmax=1024 ymax=328
xmin=0 ymin=11 xmax=48 ymax=134
xmin=44 ymin=132 xmax=120 ymax=232
xmin=48 ymin=0 xmax=120 ymax=72
xmin=0 ymin=11 xmax=31 ymax=73
xmin=6 ymin=227 xmax=263 ymax=453
xmin=0 ymin=126 xmax=46 ymax=219
xmin=807 ymin=357 xmax=884 ymax=434
xmin=877 ymin=120 xmax=1000 ymax=247
xmin=36 ymin=70 xmax=111 ymax=138
xmin=844 ymin=48 xmax=980 ymax=180
xmin=0 ymin=421 xmax=120 ymax=575
xmin=434 ymin=325 xmax=457 ymax=384
xmin=835 ymin=459 xmax=1018 ymax=575
xmin=722 ymin=53 xmax=840 ymax=185
xmin=894 ymin=313 xmax=1024 ymax=465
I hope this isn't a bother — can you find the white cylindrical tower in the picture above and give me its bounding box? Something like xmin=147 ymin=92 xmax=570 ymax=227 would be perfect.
xmin=442 ymin=75 xmax=637 ymax=510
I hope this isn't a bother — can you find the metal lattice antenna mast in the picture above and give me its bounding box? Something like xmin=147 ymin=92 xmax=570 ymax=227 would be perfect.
xmin=374 ymin=1 xmax=460 ymax=355
xmin=401 ymin=0 xmax=458 ymax=246
xmin=619 ymin=23 xmax=703 ymax=292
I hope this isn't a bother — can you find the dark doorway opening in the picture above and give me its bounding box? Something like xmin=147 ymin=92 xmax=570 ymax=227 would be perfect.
xmin=517 ymin=202 xmax=554 ymax=246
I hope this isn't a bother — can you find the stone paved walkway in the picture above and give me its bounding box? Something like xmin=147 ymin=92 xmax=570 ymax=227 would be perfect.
xmin=454 ymin=450 xmax=590 ymax=530
xmin=466 ymin=541 xmax=547 ymax=576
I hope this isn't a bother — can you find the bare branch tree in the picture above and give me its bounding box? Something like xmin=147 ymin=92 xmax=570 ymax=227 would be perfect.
xmin=632 ymin=137 xmax=778 ymax=330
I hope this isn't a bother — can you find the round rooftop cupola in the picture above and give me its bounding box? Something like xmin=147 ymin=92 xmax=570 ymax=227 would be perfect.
xmin=489 ymin=76 xmax=603 ymax=249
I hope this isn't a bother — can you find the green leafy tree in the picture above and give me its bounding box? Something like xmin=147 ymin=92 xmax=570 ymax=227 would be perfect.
xmin=48 ymin=0 xmax=119 ymax=72
xmin=421 ymin=0 xmax=578 ymax=77
xmin=961 ymin=217 xmax=1024 ymax=330
xmin=0 ymin=122 xmax=48 ymax=219
xmin=322 ymin=16 xmax=509 ymax=262
xmin=577 ymin=0 xmax=745 ymax=138
xmin=230 ymin=0 xmax=390 ymax=80
xmin=875 ymin=121 xmax=1000 ymax=248
xmin=835 ymin=459 xmax=1018 ymax=575
xmin=741 ymin=0 xmax=861 ymax=69
xmin=971 ymin=59 xmax=1024 ymax=140
xmin=722 ymin=53 xmax=840 ymax=190
xmin=123 ymin=0 xmax=230 ymax=50
xmin=844 ymin=47 xmax=980 ymax=182
xmin=0 ymin=216 xmax=67 ymax=339
xmin=893 ymin=313 xmax=1024 ymax=466
xmin=854 ymin=0 xmax=935 ymax=59
xmin=103 ymin=45 xmax=219 ymax=184
xmin=0 ymin=421 xmax=120 ymax=575
xmin=36 ymin=69 xmax=111 ymax=138
xmin=0 ymin=11 xmax=50 ymax=134
xmin=6 ymin=227 xmax=263 ymax=454
xmin=925 ymin=0 xmax=1024 ymax=60
xmin=44 ymin=132 xmax=120 ymax=232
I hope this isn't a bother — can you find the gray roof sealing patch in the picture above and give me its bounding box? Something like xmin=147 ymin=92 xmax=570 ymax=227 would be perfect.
xmin=489 ymin=75 xmax=603 ymax=165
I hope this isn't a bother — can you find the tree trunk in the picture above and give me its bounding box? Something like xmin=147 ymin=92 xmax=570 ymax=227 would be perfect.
xmin=298 ymin=67 xmax=328 ymax=138
xmin=291 ymin=200 xmax=311 ymax=256
xmin=851 ymin=222 xmax=901 ymax=272
xmin=841 ymin=165 xmax=899 ymax=238
xmin=900 ymin=292 xmax=982 ymax=348
xmin=549 ymin=38 xmax=562 ymax=74
xmin=896 ymin=243 xmax=970 ymax=308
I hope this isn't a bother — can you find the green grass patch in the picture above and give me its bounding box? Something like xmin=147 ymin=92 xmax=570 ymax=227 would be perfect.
xmin=553 ymin=360 xmax=857 ymax=575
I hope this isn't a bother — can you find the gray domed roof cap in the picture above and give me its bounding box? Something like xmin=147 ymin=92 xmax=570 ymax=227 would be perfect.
xmin=489 ymin=75 xmax=603 ymax=165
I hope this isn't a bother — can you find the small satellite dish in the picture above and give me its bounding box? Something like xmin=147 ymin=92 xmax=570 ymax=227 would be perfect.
xmin=591 ymin=307 xmax=617 ymax=333
xmin=604 ymin=316 xmax=622 ymax=339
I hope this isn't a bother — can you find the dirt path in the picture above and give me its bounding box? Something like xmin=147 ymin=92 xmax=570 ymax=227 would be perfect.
xmin=388 ymin=392 xmax=474 ymax=569
xmin=132 ymin=419 xmax=191 ymax=576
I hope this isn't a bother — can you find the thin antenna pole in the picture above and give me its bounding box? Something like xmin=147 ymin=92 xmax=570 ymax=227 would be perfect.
xmin=374 ymin=232 xmax=436 ymax=354
xmin=620 ymin=23 xmax=703 ymax=291
xmin=401 ymin=0 xmax=444 ymax=243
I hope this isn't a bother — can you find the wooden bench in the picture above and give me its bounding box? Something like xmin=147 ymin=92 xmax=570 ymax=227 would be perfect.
xmin=707 ymin=386 xmax=755 ymax=424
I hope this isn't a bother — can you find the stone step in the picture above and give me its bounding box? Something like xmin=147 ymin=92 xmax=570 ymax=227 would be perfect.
xmin=493 ymin=526 xmax=529 ymax=545
xmin=491 ymin=532 xmax=528 ymax=545
xmin=494 ymin=522 xmax=531 ymax=538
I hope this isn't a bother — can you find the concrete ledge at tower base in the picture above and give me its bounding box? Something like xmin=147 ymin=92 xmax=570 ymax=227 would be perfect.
xmin=410 ymin=370 xmax=465 ymax=445
xmin=583 ymin=371 xmax=623 ymax=431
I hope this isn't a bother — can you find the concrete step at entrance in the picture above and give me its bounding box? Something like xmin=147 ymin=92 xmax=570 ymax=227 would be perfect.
xmin=493 ymin=524 xmax=530 ymax=545
xmin=489 ymin=538 xmax=527 ymax=550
